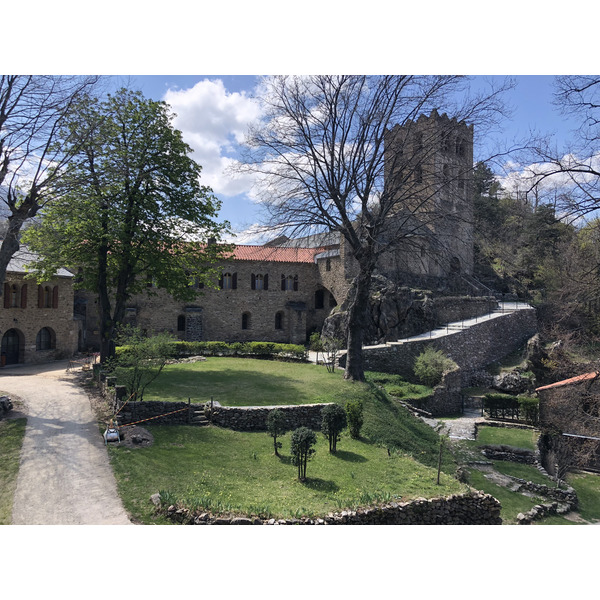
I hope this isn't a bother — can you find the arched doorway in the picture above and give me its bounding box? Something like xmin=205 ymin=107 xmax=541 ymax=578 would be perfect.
xmin=1 ymin=328 xmax=24 ymax=365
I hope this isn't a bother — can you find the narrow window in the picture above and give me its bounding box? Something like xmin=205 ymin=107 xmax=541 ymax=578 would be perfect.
xmin=286 ymin=275 xmax=294 ymax=291
xmin=315 ymin=289 xmax=325 ymax=309
xmin=255 ymin=274 xmax=264 ymax=290
xmin=275 ymin=311 xmax=284 ymax=330
xmin=44 ymin=286 xmax=52 ymax=308
xmin=177 ymin=315 xmax=186 ymax=332
xmin=10 ymin=284 xmax=19 ymax=308
xmin=326 ymin=258 xmax=331 ymax=272
xmin=242 ymin=312 xmax=251 ymax=330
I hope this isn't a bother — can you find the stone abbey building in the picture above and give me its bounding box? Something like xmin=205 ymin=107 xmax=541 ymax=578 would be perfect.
xmin=2 ymin=112 xmax=479 ymax=363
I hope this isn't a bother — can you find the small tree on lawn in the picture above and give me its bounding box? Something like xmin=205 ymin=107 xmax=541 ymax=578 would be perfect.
xmin=321 ymin=404 xmax=347 ymax=453
xmin=266 ymin=409 xmax=288 ymax=457
xmin=322 ymin=336 xmax=344 ymax=373
xmin=108 ymin=326 xmax=174 ymax=401
xmin=309 ymin=331 xmax=323 ymax=364
xmin=290 ymin=427 xmax=317 ymax=481
xmin=345 ymin=399 xmax=364 ymax=439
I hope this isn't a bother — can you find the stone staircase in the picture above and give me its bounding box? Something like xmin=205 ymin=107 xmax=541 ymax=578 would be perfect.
xmin=190 ymin=408 xmax=210 ymax=426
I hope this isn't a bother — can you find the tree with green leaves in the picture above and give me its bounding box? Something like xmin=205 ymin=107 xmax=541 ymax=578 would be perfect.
xmin=414 ymin=347 xmax=456 ymax=387
xmin=266 ymin=409 xmax=289 ymax=457
xmin=321 ymin=403 xmax=347 ymax=453
xmin=108 ymin=326 xmax=174 ymax=401
xmin=290 ymin=427 xmax=317 ymax=480
xmin=22 ymin=88 xmax=230 ymax=361
xmin=345 ymin=399 xmax=364 ymax=439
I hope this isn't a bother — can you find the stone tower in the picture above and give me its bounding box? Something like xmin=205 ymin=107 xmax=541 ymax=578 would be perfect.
xmin=383 ymin=111 xmax=474 ymax=282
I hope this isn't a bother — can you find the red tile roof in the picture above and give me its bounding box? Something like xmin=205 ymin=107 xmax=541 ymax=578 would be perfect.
xmin=227 ymin=245 xmax=324 ymax=264
xmin=536 ymin=371 xmax=599 ymax=392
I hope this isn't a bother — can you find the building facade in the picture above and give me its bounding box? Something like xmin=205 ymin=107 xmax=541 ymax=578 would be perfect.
xmin=0 ymin=249 xmax=78 ymax=366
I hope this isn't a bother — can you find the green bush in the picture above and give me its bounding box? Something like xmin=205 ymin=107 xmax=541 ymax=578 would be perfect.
xmin=483 ymin=393 xmax=539 ymax=424
xmin=345 ymin=399 xmax=364 ymax=439
xmin=321 ymin=404 xmax=347 ymax=453
xmin=413 ymin=347 xmax=457 ymax=387
xmin=290 ymin=427 xmax=317 ymax=480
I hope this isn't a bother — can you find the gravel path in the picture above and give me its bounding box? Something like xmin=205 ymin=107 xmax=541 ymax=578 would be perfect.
xmin=1 ymin=361 xmax=131 ymax=525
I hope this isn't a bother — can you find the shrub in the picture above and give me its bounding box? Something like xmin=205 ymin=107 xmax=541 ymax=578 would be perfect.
xmin=345 ymin=399 xmax=364 ymax=439
xmin=321 ymin=404 xmax=347 ymax=452
xmin=290 ymin=427 xmax=317 ymax=480
xmin=413 ymin=347 xmax=456 ymax=387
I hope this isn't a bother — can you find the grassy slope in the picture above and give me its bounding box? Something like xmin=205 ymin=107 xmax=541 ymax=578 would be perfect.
xmin=108 ymin=359 xmax=463 ymax=522
xmin=0 ymin=419 xmax=26 ymax=525
xmin=109 ymin=425 xmax=466 ymax=523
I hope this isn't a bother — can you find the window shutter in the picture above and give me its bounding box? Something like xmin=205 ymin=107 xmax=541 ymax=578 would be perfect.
xmin=21 ymin=284 xmax=27 ymax=308
xmin=264 ymin=274 xmax=269 ymax=290
xmin=232 ymin=273 xmax=237 ymax=289
xmin=219 ymin=274 xmax=223 ymax=289
xmin=38 ymin=285 xmax=44 ymax=308
xmin=293 ymin=275 xmax=298 ymax=291
xmin=52 ymin=286 xmax=59 ymax=309
xmin=3 ymin=283 xmax=9 ymax=308
xmin=251 ymin=273 xmax=255 ymax=290
xmin=281 ymin=274 xmax=285 ymax=290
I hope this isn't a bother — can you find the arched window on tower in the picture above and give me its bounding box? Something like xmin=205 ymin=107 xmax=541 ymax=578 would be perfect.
xmin=242 ymin=312 xmax=251 ymax=330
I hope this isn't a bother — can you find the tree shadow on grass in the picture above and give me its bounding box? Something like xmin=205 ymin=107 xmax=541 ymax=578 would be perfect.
xmin=331 ymin=450 xmax=368 ymax=463
xmin=301 ymin=478 xmax=339 ymax=492
xmin=277 ymin=454 xmax=293 ymax=465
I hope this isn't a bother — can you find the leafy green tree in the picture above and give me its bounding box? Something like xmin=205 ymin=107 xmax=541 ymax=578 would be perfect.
xmin=266 ymin=409 xmax=288 ymax=457
xmin=413 ymin=347 xmax=456 ymax=387
xmin=109 ymin=326 xmax=174 ymax=401
xmin=321 ymin=403 xmax=347 ymax=453
xmin=345 ymin=399 xmax=364 ymax=439
xmin=22 ymin=88 xmax=230 ymax=361
xmin=290 ymin=427 xmax=317 ymax=481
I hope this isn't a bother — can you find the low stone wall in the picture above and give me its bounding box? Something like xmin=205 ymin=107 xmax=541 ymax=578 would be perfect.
xmin=210 ymin=403 xmax=331 ymax=431
xmin=157 ymin=490 xmax=502 ymax=525
xmin=479 ymin=444 xmax=538 ymax=465
xmin=117 ymin=401 xmax=194 ymax=426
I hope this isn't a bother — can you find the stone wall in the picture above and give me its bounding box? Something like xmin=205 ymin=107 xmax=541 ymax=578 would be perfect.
xmin=209 ymin=403 xmax=331 ymax=431
xmin=347 ymin=306 xmax=538 ymax=383
xmin=158 ymin=490 xmax=502 ymax=525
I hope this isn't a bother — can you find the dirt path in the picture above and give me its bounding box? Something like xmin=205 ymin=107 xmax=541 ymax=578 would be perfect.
xmin=1 ymin=361 xmax=131 ymax=525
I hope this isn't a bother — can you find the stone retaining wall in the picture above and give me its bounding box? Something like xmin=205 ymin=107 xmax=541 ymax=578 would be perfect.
xmin=350 ymin=307 xmax=538 ymax=383
xmin=210 ymin=403 xmax=332 ymax=431
xmin=479 ymin=445 xmax=538 ymax=464
xmin=158 ymin=490 xmax=502 ymax=525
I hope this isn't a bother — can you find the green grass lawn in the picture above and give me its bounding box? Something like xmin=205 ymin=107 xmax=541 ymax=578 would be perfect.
xmin=0 ymin=418 xmax=26 ymax=525
xmin=109 ymin=425 xmax=467 ymax=523
xmin=476 ymin=425 xmax=539 ymax=450
xmin=140 ymin=357 xmax=357 ymax=406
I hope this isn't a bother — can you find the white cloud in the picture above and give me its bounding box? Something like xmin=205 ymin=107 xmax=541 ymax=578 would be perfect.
xmin=163 ymin=79 xmax=261 ymax=197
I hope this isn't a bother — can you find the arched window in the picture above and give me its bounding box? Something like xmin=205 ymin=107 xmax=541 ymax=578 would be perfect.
xmin=36 ymin=327 xmax=55 ymax=351
xmin=275 ymin=311 xmax=284 ymax=330
xmin=456 ymin=137 xmax=466 ymax=157
xmin=242 ymin=312 xmax=251 ymax=330
xmin=177 ymin=315 xmax=186 ymax=332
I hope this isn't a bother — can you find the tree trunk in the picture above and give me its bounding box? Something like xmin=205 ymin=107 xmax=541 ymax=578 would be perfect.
xmin=344 ymin=263 xmax=374 ymax=382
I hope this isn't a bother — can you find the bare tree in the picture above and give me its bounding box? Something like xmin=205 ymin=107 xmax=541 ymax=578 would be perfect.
xmin=0 ymin=75 xmax=99 ymax=290
xmin=237 ymin=75 xmax=512 ymax=381
xmin=520 ymin=77 xmax=600 ymax=222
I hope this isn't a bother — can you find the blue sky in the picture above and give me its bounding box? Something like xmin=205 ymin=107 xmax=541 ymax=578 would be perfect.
xmin=109 ymin=75 xmax=585 ymax=239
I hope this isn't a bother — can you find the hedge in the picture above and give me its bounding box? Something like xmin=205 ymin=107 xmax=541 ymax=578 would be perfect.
xmin=483 ymin=393 xmax=539 ymax=426
xmin=115 ymin=340 xmax=308 ymax=362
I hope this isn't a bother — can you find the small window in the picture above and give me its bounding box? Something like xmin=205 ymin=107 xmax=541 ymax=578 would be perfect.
xmin=275 ymin=311 xmax=284 ymax=330
xmin=221 ymin=272 xmax=237 ymax=290
xmin=326 ymin=258 xmax=331 ymax=272
xmin=242 ymin=312 xmax=251 ymax=330
xmin=255 ymin=274 xmax=264 ymax=290
xmin=456 ymin=137 xmax=466 ymax=157
xmin=177 ymin=315 xmax=186 ymax=332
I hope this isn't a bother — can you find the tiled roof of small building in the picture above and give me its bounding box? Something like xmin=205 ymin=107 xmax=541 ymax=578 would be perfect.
xmin=536 ymin=371 xmax=599 ymax=392
xmin=228 ymin=245 xmax=325 ymax=263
